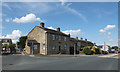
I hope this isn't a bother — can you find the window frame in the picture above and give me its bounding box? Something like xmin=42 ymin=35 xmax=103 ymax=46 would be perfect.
xmin=52 ymin=34 xmax=55 ymax=40
xmin=59 ymin=35 xmax=61 ymax=40
xmin=52 ymin=45 xmax=55 ymax=50
xmin=42 ymin=44 xmax=45 ymax=50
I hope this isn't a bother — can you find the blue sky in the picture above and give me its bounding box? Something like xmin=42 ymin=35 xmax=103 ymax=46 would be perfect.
xmin=1 ymin=2 xmax=118 ymax=46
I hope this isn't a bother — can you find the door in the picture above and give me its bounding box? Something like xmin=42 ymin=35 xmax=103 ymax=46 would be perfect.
xmin=33 ymin=44 xmax=40 ymax=54
xmin=59 ymin=46 xmax=61 ymax=52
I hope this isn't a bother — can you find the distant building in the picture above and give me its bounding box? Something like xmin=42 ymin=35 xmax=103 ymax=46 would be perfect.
xmin=25 ymin=22 xmax=94 ymax=55
xmin=97 ymin=45 xmax=110 ymax=53
xmin=0 ymin=39 xmax=2 ymax=54
xmin=0 ymin=39 xmax=12 ymax=53
xmin=0 ymin=39 xmax=12 ymax=46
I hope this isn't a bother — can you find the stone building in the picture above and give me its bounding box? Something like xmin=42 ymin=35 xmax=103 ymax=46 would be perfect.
xmin=25 ymin=23 xmax=70 ymax=55
xmin=0 ymin=39 xmax=12 ymax=46
xmin=69 ymin=37 xmax=94 ymax=54
xmin=25 ymin=22 xmax=94 ymax=55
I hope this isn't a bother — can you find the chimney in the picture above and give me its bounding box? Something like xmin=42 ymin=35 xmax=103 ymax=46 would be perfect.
xmin=68 ymin=33 xmax=70 ymax=37
xmin=40 ymin=22 xmax=44 ymax=27
xmin=76 ymin=36 xmax=78 ymax=40
xmin=85 ymin=38 xmax=87 ymax=41
xmin=57 ymin=27 xmax=60 ymax=31
xmin=81 ymin=38 xmax=83 ymax=40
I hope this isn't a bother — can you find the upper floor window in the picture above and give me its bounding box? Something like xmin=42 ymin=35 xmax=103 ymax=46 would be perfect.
xmin=52 ymin=45 xmax=55 ymax=50
xmin=64 ymin=44 xmax=67 ymax=50
xmin=42 ymin=44 xmax=45 ymax=50
xmin=52 ymin=35 xmax=55 ymax=40
xmin=59 ymin=35 xmax=61 ymax=40
xmin=3 ymin=40 xmax=8 ymax=42
xmin=77 ymin=42 xmax=80 ymax=46
xmin=64 ymin=37 xmax=67 ymax=41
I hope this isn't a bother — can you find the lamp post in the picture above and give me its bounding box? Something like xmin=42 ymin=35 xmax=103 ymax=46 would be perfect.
xmin=104 ymin=41 xmax=106 ymax=54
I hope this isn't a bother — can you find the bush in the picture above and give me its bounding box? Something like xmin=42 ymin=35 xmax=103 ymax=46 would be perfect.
xmin=83 ymin=46 xmax=93 ymax=55
xmin=83 ymin=46 xmax=100 ymax=55
xmin=95 ymin=48 xmax=100 ymax=54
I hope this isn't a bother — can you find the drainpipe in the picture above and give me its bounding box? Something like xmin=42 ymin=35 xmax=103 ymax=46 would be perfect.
xmin=74 ymin=43 xmax=76 ymax=56
xmin=32 ymin=42 xmax=33 ymax=55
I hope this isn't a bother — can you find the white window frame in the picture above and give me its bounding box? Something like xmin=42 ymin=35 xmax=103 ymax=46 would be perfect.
xmin=52 ymin=45 xmax=55 ymax=50
xmin=52 ymin=35 xmax=55 ymax=40
xmin=59 ymin=35 xmax=61 ymax=40
xmin=34 ymin=45 xmax=38 ymax=50
xmin=42 ymin=44 xmax=45 ymax=50
xmin=64 ymin=44 xmax=67 ymax=50
xmin=64 ymin=37 xmax=67 ymax=41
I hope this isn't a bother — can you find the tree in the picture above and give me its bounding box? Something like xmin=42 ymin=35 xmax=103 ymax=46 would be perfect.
xmin=112 ymin=46 xmax=118 ymax=50
xmin=17 ymin=36 xmax=27 ymax=49
xmin=9 ymin=44 xmax=16 ymax=53
xmin=2 ymin=44 xmax=8 ymax=48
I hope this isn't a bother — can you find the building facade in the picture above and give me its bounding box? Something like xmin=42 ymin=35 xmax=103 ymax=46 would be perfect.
xmin=25 ymin=22 xmax=94 ymax=55
xmin=0 ymin=39 xmax=12 ymax=46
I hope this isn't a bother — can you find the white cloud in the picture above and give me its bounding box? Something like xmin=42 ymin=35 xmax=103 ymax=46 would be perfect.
xmin=99 ymin=25 xmax=116 ymax=34
xmin=59 ymin=0 xmax=66 ymax=6
xmin=5 ymin=18 xmax=12 ymax=22
xmin=2 ymin=30 xmax=22 ymax=39
xmin=104 ymin=25 xmax=116 ymax=30
xmin=47 ymin=26 xmax=56 ymax=30
xmin=13 ymin=13 xmax=43 ymax=23
xmin=108 ymin=32 xmax=111 ymax=35
xmin=109 ymin=39 xmax=113 ymax=41
xmin=66 ymin=6 xmax=87 ymax=22
xmin=47 ymin=26 xmax=83 ymax=36
xmin=63 ymin=29 xmax=83 ymax=36
xmin=99 ymin=29 xmax=106 ymax=33
xmin=12 ymin=39 xmax=19 ymax=44
xmin=2 ymin=3 xmax=12 ymax=10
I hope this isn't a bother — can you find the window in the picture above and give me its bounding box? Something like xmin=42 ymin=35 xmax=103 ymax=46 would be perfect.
xmin=42 ymin=44 xmax=45 ymax=50
xmin=64 ymin=44 xmax=67 ymax=50
xmin=3 ymin=40 xmax=8 ymax=42
xmin=52 ymin=45 xmax=55 ymax=50
xmin=34 ymin=45 xmax=37 ymax=50
xmin=64 ymin=37 xmax=67 ymax=41
xmin=77 ymin=42 xmax=80 ymax=46
xmin=59 ymin=35 xmax=61 ymax=40
xmin=52 ymin=35 xmax=55 ymax=40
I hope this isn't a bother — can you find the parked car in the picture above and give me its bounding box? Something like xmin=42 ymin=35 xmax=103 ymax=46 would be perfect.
xmin=118 ymin=50 xmax=120 ymax=53
xmin=110 ymin=50 xmax=115 ymax=53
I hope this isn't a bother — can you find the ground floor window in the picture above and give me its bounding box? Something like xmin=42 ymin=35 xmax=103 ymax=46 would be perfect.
xmin=64 ymin=44 xmax=67 ymax=50
xmin=42 ymin=44 xmax=45 ymax=50
xmin=34 ymin=45 xmax=37 ymax=50
xmin=52 ymin=45 xmax=55 ymax=50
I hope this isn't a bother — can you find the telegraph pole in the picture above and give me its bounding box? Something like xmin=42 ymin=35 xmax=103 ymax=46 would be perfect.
xmin=104 ymin=41 xmax=105 ymax=54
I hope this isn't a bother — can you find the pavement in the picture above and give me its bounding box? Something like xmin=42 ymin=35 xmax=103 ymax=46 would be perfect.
xmin=1 ymin=53 xmax=119 ymax=70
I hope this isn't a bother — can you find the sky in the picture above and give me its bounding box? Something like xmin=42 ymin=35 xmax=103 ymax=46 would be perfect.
xmin=0 ymin=1 xmax=118 ymax=46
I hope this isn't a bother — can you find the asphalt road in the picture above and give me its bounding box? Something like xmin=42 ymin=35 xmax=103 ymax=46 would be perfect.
xmin=1 ymin=54 xmax=119 ymax=70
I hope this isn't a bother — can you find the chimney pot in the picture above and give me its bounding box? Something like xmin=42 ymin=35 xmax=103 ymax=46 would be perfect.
xmin=40 ymin=22 xmax=44 ymax=27
xmin=81 ymin=38 xmax=83 ymax=40
xmin=57 ymin=27 xmax=60 ymax=31
xmin=76 ymin=36 xmax=78 ymax=40
xmin=68 ymin=33 xmax=70 ymax=37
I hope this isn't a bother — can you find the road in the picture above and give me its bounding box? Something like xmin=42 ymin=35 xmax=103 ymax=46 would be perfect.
xmin=1 ymin=54 xmax=119 ymax=70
